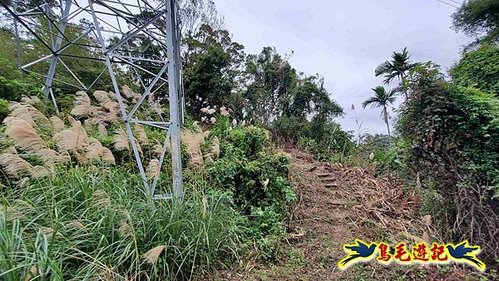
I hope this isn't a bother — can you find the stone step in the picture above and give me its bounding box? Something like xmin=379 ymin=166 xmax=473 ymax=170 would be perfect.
xmin=329 ymin=200 xmax=347 ymax=206
xmin=322 ymin=178 xmax=336 ymax=182
xmin=316 ymin=173 xmax=331 ymax=178
xmin=324 ymin=183 xmax=338 ymax=188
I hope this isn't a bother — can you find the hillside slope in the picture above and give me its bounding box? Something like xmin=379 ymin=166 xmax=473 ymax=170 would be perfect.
xmin=218 ymin=149 xmax=477 ymax=281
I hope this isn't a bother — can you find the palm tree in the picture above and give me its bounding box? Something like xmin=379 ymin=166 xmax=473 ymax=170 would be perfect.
xmin=362 ymin=86 xmax=397 ymax=137
xmin=375 ymin=47 xmax=416 ymax=99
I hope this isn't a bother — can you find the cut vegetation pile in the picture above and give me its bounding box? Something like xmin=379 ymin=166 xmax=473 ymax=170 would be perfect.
xmin=233 ymin=148 xmax=472 ymax=281
xmin=332 ymin=165 xmax=426 ymax=242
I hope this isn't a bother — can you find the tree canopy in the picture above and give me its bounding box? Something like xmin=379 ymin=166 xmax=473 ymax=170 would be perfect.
xmin=362 ymin=86 xmax=397 ymax=137
xmin=452 ymin=0 xmax=499 ymax=45
xmin=450 ymin=43 xmax=499 ymax=95
xmin=183 ymin=24 xmax=245 ymax=118
xmin=374 ymin=47 xmax=416 ymax=85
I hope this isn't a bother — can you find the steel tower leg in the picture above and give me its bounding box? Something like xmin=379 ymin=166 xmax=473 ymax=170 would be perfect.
xmin=12 ymin=0 xmax=20 ymax=68
xmin=43 ymin=0 xmax=72 ymax=113
xmin=88 ymin=0 xmax=150 ymax=194
xmin=3 ymin=0 xmax=185 ymax=202
xmin=166 ymin=0 xmax=184 ymax=201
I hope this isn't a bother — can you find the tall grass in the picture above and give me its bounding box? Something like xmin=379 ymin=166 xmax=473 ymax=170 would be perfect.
xmin=0 ymin=166 xmax=240 ymax=280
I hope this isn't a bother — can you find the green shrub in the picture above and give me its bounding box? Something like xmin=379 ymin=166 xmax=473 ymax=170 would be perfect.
xmin=400 ymin=83 xmax=499 ymax=197
xmin=450 ymin=43 xmax=499 ymax=95
xmin=0 ymin=99 xmax=9 ymax=122
xmin=272 ymin=115 xmax=355 ymax=161
xmin=399 ymin=67 xmax=499 ymax=263
xmin=209 ymin=126 xmax=292 ymax=210
xmin=371 ymin=143 xmax=403 ymax=176
xmin=0 ymin=75 xmax=41 ymax=102
xmin=207 ymin=125 xmax=295 ymax=259
xmin=271 ymin=115 xmax=309 ymax=145
xmin=225 ymin=126 xmax=270 ymax=158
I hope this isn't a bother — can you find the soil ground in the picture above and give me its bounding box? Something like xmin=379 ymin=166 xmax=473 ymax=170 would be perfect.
xmin=214 ymin=149 xmax=485 ymax=281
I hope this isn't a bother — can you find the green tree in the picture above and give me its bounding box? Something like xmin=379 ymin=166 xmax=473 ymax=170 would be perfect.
xmin=375 ymin=47 xmax=416 ymax=99
xmin=362 ymin=86 xmax=397 ymax=137
xmin=183 ymin=24 xmax=245 ymax=118
xmin=242 ymin=47 xmax=345 ymax=153
xmin=452 ymin=0 xmax=499 ymax=46
xmin=178 ymin=0 xmax=224 ymax=36
xmin=243 ymin=47 xmax=297 ymax=124
xmin=242 ymin=48 xmax=342 ymax=126
xmin=286 ymin=75 xmax=342 ymax=119
xmin=450 ymin=43 xmax=499 ymax=95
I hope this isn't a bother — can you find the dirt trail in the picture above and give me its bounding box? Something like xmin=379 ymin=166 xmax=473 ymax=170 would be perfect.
xmin=220 ymin=148 xmax=471 ymax=281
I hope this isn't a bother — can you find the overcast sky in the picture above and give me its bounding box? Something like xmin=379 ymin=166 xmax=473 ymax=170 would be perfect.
xmin=215 ymin=0 xmax=470 ymax=136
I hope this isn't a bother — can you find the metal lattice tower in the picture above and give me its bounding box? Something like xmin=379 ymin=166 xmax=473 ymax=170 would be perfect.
xmin=1 ymin=0 xmax=184 ymax=201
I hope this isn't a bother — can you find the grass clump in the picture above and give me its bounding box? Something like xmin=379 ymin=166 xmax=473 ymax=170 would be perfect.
xmin=0 ymin=166 xmax=241 ymax=280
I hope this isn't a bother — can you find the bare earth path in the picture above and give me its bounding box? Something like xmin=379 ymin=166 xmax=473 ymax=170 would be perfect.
xmin=218 ymin=149 xmax=473 ymax=281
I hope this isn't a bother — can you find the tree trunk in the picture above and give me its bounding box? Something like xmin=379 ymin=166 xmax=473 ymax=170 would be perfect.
xmin=400 ymin=74 xmax=408 ymax=100
xmin=383 ymin=106 xmax=391 ymax=138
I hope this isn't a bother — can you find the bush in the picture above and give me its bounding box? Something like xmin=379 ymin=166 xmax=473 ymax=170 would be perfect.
xmin=371 ymin=142 xmax=404 ymax=176
xmin=399 ymin=68 xmax=499 ymax=263
xmin=450 ymin=43 xmax=499 ymax=95
xmin=207 ymin=125 xmax=296 ymax=259
xmin=400 ymin=83 xmax=499 ymax=197
xmin=271 ymin=115 xmax=355 ymax=161
xmin=0 ymin=75 xmax=42 ymax=102
xmin=0 ymin=99 xmax=9 ymax=122
xmin=271 ymin=115 xmax=309 ymax=145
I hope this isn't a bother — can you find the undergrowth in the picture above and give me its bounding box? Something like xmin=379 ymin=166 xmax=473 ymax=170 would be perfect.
xmin=0 ymin=117 xmax=298 ymax=279
xmin=207 ymin=117 xmax=297 ymax=260
xmin=0 ymin=166 xmax=241 ymax=280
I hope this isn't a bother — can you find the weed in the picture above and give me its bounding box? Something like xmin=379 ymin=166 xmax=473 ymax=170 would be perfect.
xmin=0 ymin=166 xmax=241 ymax=280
